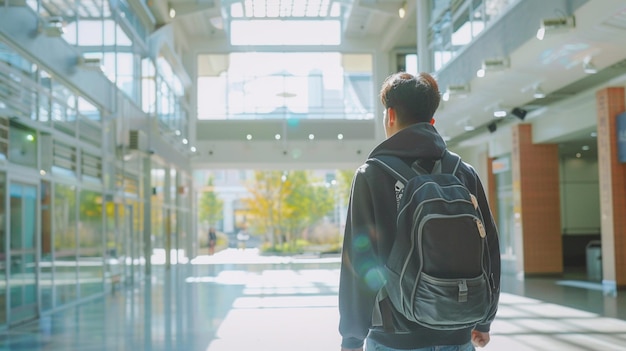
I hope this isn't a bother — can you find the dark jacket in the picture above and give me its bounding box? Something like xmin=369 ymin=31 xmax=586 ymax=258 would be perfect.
xmin=338 ymin=123 xmax=500 ymax=349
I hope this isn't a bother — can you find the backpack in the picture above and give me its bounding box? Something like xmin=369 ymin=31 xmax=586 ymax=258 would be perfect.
xmin=367 ymin=150 xmax=494 ymax=330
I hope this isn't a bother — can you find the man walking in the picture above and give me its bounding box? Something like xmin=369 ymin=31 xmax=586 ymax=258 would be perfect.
xmin=338 ymin=72 xmax=500 ymax=351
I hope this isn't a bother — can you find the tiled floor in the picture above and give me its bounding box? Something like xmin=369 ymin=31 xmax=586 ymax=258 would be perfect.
xmin=1 ymin=248 xmax=625 ymax=350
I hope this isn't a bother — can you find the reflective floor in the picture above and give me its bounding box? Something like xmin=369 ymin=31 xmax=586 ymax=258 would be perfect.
xmin=1 ymin=248 xmax=626 ymax=350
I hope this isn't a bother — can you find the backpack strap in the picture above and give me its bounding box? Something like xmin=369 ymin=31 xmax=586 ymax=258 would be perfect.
xmin=440 ymin=150 xmax=462 ymax=176
xmin=367 ymin=155 xmax=417 ymax=184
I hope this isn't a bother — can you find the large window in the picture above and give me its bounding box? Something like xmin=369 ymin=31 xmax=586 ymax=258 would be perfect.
xmin=197 ymin=53 xmax=374 ymax=120
xmin=59 ymin=4 xmax=142 ymax=105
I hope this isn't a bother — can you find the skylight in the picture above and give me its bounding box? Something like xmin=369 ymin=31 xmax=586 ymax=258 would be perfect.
xmin=227 ymin=0 xmax=343 ymax=46
xmin=230 ymin=0 xmax=341 ymax=19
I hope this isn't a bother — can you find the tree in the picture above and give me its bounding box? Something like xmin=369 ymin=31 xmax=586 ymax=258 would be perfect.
xmin=337 ymin=169 xmax=355 ymax=206
xmin=283 ymin=171 xmax=334 ymax=246
xmin=243 ymin=170 xmax=334 ymax=251
xmin=242 ymin=170 xmax=288 ymax=246
xmin=198 ymin=177 xmax=224 ymax=229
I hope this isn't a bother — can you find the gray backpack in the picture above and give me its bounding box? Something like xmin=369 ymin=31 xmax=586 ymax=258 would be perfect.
xmin=367 ymin=150 xmax=495 ymax=330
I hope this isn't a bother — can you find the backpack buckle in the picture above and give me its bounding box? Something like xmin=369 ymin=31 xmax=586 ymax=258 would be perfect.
xmin=458 ymin=280 xmax=468 ymax=302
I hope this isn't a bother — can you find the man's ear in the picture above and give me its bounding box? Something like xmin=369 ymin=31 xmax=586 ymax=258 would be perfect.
xmin=387 ymin=107 xmax=397 ymax=126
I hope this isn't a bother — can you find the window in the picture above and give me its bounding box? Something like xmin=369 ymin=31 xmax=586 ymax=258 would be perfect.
xmin=197 ymin=53 xmax=374 ymax=120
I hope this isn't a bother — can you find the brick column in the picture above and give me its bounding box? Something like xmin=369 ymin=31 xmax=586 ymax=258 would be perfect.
xmin=511 ymin=124 xmax=563 ymax=275
xmin=596 ymin=87 xmax=626 ymax=294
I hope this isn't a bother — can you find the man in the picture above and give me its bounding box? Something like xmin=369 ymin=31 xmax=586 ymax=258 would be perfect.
xmin=208 ymin=227 xmax=217 ymax=255
xmin=338 ymin=72 xmax=500 ymax=351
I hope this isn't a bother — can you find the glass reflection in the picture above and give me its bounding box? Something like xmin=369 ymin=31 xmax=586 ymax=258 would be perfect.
xmin=53 ymin=183 xmax=78 ymax=305
xmin=0 ymin=172 xmax=5 ymax=325
xmin=40 ymin=180 xmax=53 ymax=311
xmin=9 ymin=182 xmax=37 ymax=324
xmin=78 ymin=189 xmax=104 ymax=298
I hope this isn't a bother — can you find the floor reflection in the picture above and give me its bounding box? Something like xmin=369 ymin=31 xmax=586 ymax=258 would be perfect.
xmin=1 ymin=248 xmax=626 ymax=350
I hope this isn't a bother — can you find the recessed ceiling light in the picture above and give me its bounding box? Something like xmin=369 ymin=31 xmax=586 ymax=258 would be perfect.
xmin=246 ymin=134 xmax=252 ymax=140
xmin=533 ymin=86 xmax=546 ymax=99
xmin=493 ymin=110 xmax=507 ymax=118
xmin=583 ymin=57 xmax=598 ymax=74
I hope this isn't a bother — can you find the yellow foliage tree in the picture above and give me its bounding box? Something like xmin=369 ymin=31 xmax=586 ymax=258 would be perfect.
xmin=243 ymin=170 xmax=334 ymax=250
xmin=198 ymin=177 xmax=224 ymax=228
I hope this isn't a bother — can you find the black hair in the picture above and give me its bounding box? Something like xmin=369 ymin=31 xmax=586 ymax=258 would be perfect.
xmin=379 ymin=72 xmax=441 ymax=125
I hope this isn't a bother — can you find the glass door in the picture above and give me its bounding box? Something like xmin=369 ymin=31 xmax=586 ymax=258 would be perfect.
xmin=8 ymin=181 xmax=38 ymax=324
xmin=0 ymin=172 xmax=6 ymax=326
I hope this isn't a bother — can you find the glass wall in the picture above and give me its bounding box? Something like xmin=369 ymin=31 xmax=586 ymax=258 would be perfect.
xmin=29 ymin=0 xmax=144 ymax=106
xmin=114 ymin=172 xmax=144 ymax=285
xmin=0 ymin=172 xmax=6 ymax=325
xmin=157 ymin=58 xmax=186 ymax=135
xmin=53 ymin=183 xmax=78 ymax=306
xmin=0 ymin=42 xmax=102 ymax=145
xmin=142 ymin=58 xmax=157 ymax=115
xmin=0 ymin=38 xmax=111 ymax=319
xmin=148 ymin=166 xmax=190 ymax=263
xmin=77 ymin=188 xmax=104 ymax=298
xmin=8 ymin=122 xmax=37 ymax=169
xmin=25 ymin=0 xmax=190 ymax=141
xmin=1 ymin=0 xmax=192 ymax=324
xmin=429 ymin=0 xmax=516 ymax=71
xmin=197 ymin=53 xmax=374 ymax=120
xmin=9 ymin=181 xmax=38 ymax=324
xmin=151 ymin=167 xmax=165 ymax=254
xmin=40 ymin=180 xmax=52 ymax=312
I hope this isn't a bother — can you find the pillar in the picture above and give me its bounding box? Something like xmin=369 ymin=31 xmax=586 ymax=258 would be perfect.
xmin=511 ymin=124 xmax=563 ymax=275
xmin=416 ymin=0 xmax=431 ymax=73
xmin=596 ymin=87 xmax=626 ymax=295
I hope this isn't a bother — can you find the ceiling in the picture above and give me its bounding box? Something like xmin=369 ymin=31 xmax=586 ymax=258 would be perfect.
xmin=163 ymin=0 xmax=415 ymax=47
xmin=149 ymin=0 xmax=626 ymax=169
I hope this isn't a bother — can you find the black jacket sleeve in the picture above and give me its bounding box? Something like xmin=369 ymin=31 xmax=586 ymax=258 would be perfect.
xmin=338 ymin=166 xmax=386 ymax=349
